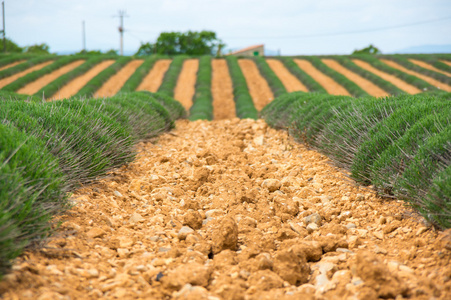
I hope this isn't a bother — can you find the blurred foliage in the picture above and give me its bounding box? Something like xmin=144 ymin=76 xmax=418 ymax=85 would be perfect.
xmin=135 ymin=31 xmax=225 ymax=56
xmin=352 ymin=44 xmax=380 ymax=55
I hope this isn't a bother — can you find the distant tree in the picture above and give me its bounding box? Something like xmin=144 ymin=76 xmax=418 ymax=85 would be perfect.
xmin=76 ymin=49 xmax=103 ymax=55
xmin=135 ymin=31 xmax=225 ymax=56
xmin=105 ymin=49 xmax=119 ymax=56
xmin=0 ymin=38 xmax=23 ymax=53
xmin=135 ymin=42 xmax=155 ymax=56
xmin=23 ymin=43 xmax=50 ymax=54
xmin=352 ymin=44 xmax=381 ymax=55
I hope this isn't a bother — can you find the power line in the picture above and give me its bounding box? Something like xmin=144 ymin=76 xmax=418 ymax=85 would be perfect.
xmin=223 ymin=16 xmax=451 ymax=40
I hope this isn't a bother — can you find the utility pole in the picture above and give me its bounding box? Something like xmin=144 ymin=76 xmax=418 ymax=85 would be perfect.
xmin=82 ymin=20 xmax=86 ymax=52
xmin=114 ymin=10 xmax=128 ymax=56
xmin=1 ymin=1 xmax=5 ymax=52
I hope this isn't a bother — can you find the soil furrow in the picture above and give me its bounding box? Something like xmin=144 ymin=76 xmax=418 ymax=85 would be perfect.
xmin=380 ymin=59 xmax=451 ymax=92
xmin=441 ymin=60 xmax=451 ymax=67
xmin=137 ymin=59 xmax=172 ymax=92
xmin=293 ymin=59 xmax=350 ymax=96
xmin=0 ymin=60 xmax=25 ymax=71
xmin=16 ymin=60 xmax=85 ymax=95
xmin=352 ymin=59 xmax=422 ymax=94
xmin=211 ymin=59 xmax=236 ymax=120
xmin=321 ymin=59 xmax=388 ymax=97
xmin=1 ymin=119 xmax=450 ymax=300
xmin=173 ymin=59 xmax=199 ymax=110
xmin=51 ymin=60 xmax=115 ymax=100
xmin=238 ymin=59 xmax=274 ymax=111
xmin=0 ymin=61 xmax=53 ymax=89
xmin=266 ymin=59 xmax=308 ymax=92
xmin=409 ymin=59 xmax=451 ymax=77
xmin=94 ymin=60 xmax=144 ymax=98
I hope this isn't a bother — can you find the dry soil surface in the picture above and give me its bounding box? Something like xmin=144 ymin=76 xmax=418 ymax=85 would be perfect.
xmin=16 ymin=60 xmax=85 ymax=95
xmin=409 ymin=59 xmax=451 ymax=77
xmin=379 ymin=59 xmax=451 ymax=92
xmin=321 ymin=59 xmax=388 ymax=97
xmin=293 ymin=59 xmax=350 ymax=96
xmin=352 ymin=60 xmax=422 ymax=95
xmin=0 ymin=60 xmax=25 ymax=71
xmin=238 ymin=59 xmax=274 ymax=111
xmin=51 ymin=60 xmax=115 ymax=100
xmin=173 ymin=59 xmax=199 ymax=111
xmin=94 ymin=60 xmax=144 ymax=98
xmin=441 ymin=60 xmax=451 ymax=67
xmin=266 ymin=59 xmax=308 ymax=93
xmin=0 ymin=61 xmax=53 ymax=89
xmin=211 ymin=59 xmax=236 ymax=120
xmin=1 ymin=119 xmax=450 ymax=300
xmin=137 ymin=60 xmax=172 ymax=93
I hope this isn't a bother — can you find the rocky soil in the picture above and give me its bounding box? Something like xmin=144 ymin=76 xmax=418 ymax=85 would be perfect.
xmin=1 ymin=119 xmax=450 ymax=300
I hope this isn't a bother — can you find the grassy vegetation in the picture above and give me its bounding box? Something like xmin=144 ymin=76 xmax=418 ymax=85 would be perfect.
xmin=1 ymin=56 xmax=83 ymax=92
xmin=329 ymin=56 xmax=405 ymax=95
xmin=189 ymin=55 xmax=212 ymax=121
xmin=382 ymin=55 xmax=451 ymax=86
xmin=253 ymin=57 xmax=287 ymax=97
xmin=0 ymin=54 xmax=36 ymax=68
xmin=75 ymin=57 xmax=132 ymax=97
xmin=0 ymin=91 xmax=185 ymax=278
xmin=120 ymin=56 xmax=161 ymax=93
xmin=403 ymin=54 xmax=451 ymax=75
xmin=157 ymin=56 xmax=188 ymax=97
xmin=226 ymin=56 xmax=258 ymax=119
xmin=34 ymin=56 xmax=114 ymax=98
xmin=0 ymin=55 xmax=55 ymax=79
xmin=353 ymin=54 xmax=438 ymax=92
xmin=279 ymin=57 xmax=327 ymax=93
xmin=261 ymin=92 xmax=451 ymax=228
xmin=303 ymin=56 xmax=369 ymax=97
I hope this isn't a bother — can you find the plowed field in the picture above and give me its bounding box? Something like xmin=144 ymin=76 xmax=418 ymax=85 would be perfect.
xmin=173 ymin=59 xmax=199 ymax=110
xmin=0 ymin=61 xmax=53 ymax=89
xmin=238 ymin=59 xmax=274 ymax=110
xmin=293 ymin=59 xmax=350 ymax=96
xmin=352 ymin=59 xmax=422 ymax=94
xmin=211 ymin=59 xmax=236 ymax=119
xmin=1 ymin=119 xmax=450 ymax=300
xmin=266 ymin=59 xmax=308 ymax=92
xmin=0 ymin=60 xmax=25 ymax=71
xmin=409 ymin=59 xmax=451 ymax=77
xmin=137 ymin=59 xmax=172 ymax=92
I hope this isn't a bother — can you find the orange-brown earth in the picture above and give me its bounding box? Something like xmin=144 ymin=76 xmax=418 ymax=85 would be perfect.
xmin=238 ymin=59 xmax=274 ymax=111
xmin=409 ymin=59 xmax=451 ymax=77
xmin=0 ymin=61 xmax=53 ymax=89
xmin=51 ymin=60 xmax=115 ymax=100
xmin=16 ymin=60 xmax=85 ymax=95
xmin=293 ymin=59 xmax=350 ymax=96
xmin=137 ymin=60 xmax=172 ymax=93
xmin=173 ymin=59 xmax=199 ymax=111
xmin=321 ymin=59 xmax=388 ymax=97
xmin=211 ymin=59 xmax=236 ymax=120
xmin=94 ymin=60 xmax=144 ymax=98
xmin=352 ymin=60 xmax=422 ymax=94
xmin=380 ymin=59 xmax=451 ymax=92
xmin=0 ymin=60 xmax=25 ymax=71
xmin=441 ymin=60 xmax=451 ymax=67
xmin=1 ymin=119 xmax=450 ymax=300
xmin=266 ymin=59 xmax=308 ymax=92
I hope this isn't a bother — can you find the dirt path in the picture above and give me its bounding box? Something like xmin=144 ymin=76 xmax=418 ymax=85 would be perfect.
xmin=94 ymin=60 xmax=144 ymax=98
xmin=0 ymin=61 xmax=53 ymax=89
xmin=409 ymin=59 xmax=451 ymax=77
xmin=266 ymin=59 xmax=308 ymax=92
xmin=1 ymin=119 xmax=450 ymax=300
xmin=137 ymin=59 xmax=172 ymax=92
xmin=293 ymin=59 xmax=350 ymax=96
xmin=441 ymin=60 xmax=451 ymax=67
xmin=211 ymin=59 xmax=236 ymax=120
xmin=51 ymin=60 xmax=115 ymax=100
xmin=352 ymin=59 xmax=422 ymax=94
xmin=0 ymin=60 xmax=25 ymax=71
xmin=16 ymin=60 xmax=85 ymax=95
xmin=173 ymin=59 xmax=199 ymax=111
xmin=238 ymin=59 xmax=274 ymax=111
xmin=321 ymin=59 xmax=388 ymax=97
xmin=380 ymin=59 xmax=451 ymax=92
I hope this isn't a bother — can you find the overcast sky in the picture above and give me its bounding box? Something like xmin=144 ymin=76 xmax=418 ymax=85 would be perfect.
xmin=7 ymin=0 xmax=451 ymax=55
